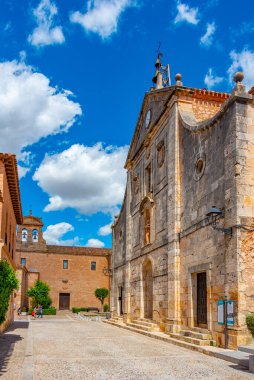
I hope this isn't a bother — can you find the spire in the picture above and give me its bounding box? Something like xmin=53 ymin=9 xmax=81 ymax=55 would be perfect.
xmin=152 ymin=53 xmax=171 ymax=90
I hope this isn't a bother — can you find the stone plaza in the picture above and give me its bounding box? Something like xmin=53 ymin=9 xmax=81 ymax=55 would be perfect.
xmin=0 ymin=314 xmax=253 ymax=380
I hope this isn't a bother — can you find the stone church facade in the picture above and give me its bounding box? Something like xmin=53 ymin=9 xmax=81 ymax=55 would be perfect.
xmin=111 ymin=58 xmax=254 ymax=348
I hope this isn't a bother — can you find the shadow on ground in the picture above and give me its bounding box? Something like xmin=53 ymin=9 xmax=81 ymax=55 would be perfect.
xmin=0 ymin=321 xmax=28 ymax=377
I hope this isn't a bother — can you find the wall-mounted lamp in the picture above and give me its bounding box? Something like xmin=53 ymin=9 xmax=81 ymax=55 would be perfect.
xmin=102 ymin=267 xmax=112 ymax=276
xmin=206 ymin=206 xmax=232 ymax=236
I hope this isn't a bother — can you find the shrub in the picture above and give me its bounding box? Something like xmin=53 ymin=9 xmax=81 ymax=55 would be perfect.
xmin=246 ymin=314 xmax=254 ymax=336
xmin=72 ymin=307 xmax=88 ymax=313
xmin=0 ymin=260 xmax=19 ymax=324
xmin=27 ymin=280 xmax=52 ymax=308
xmin=103 ymin=303 xmax=109 ymax=312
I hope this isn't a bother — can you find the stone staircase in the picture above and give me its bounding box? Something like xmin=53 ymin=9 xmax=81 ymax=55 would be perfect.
xmin=126 ymin=318 xmax=160 ymax=332
xmin=106 ymin=315 xmax=124 ymax=325
xmin=170 ymin=327 xmax=216 ymax=346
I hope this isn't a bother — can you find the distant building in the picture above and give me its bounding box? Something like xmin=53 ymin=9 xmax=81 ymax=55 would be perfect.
xmin=111 ymin=57 xmax=254 ymax=348
xmin=16 ymin=214 xmax=111 ymax=311
xmin=0 ymin=153 xmax=22 ymax=332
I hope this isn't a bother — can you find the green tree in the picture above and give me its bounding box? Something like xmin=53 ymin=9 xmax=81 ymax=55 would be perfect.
xmin=27 ymin=280 xmax=52 ymax=308
xmin=0 ymin=260 xmax=19 ymax=324
xmin=95 ymin=288 xmax=109 ymax=312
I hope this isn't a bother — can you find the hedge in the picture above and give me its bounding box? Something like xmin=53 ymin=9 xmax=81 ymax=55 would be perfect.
xmin=28 ymin=307 xmax=57 ymax=315
xmin=72 ymin=307 xmax=89 ymax=313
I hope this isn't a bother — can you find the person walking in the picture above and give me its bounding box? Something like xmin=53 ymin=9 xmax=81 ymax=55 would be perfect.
xmin=17 ymin=306 xmax=21 ymax=318
xmin=38 ymin=306 xmax=43 ymax=318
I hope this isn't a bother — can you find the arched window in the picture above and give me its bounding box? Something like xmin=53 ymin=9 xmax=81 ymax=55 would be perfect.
xmin=22 ymin=228 xmax=28 ymax=242
xmin=32 ymin=229 xmax=39 ymax=243
xmin=144 ymin=209 xmax=151 ymax=245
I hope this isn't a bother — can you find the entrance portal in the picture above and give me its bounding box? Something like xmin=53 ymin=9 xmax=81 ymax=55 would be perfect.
xmin=143 ymin=260 xmax=153 ymax=319
xmin=59 ymin=293 xmax=70 ymax=310
xmin=197 ymin=272 xmax=207 ymax=326
xmin=118 ymin=286 xmax=123 ymax=315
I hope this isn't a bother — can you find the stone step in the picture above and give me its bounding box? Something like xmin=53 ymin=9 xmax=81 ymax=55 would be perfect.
xmin=180 ymin=330 xmax=212 ymax=340
xmin=190 ymin=327 xmax=210 ymax=334
xmin=126 ymin=322 xmax=160 ymax=332
xmin=111 ymin=318 xmax=123 ymax=323
xmin=133 ymin=319 xmax=159 ymax=328
xmin=170 ymin=333 xmax=215 ymax=346
xmin=138 ymin=318 xmax=157 ymax=323
xmin=238 ymin=345 xmax=254 ymax=354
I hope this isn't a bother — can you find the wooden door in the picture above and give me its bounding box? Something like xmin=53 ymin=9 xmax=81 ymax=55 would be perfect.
xmin=197 ymin=273 xmax=207 ymax=325
xmin=59 ymin=293 xmax=70 ymax=310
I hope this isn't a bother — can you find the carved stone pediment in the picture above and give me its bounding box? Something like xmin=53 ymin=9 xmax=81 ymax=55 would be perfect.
xmin=139 ymin=195 xmax=154 ymax=214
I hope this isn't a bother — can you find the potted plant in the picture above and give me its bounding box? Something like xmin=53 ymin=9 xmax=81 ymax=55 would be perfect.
xmin=21 ymin=306 xmax=27 ymax=316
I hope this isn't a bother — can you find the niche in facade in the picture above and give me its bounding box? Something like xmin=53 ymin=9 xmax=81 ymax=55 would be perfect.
xmin=157 ymin=141 xmax=165 ymax=167
xmin=194 ymin=153 xmax=206 ymax=181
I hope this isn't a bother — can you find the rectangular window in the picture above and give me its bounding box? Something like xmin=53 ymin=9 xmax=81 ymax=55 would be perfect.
xmin=145 ymin=164 xmax=152 ymax=193
xmin=21 ymin=258 xmax=26 ymax=266
xmin=91 ymin=261 xmax=96 ymax=271
xmin=63 ymin=260 xmax=68 ymax=269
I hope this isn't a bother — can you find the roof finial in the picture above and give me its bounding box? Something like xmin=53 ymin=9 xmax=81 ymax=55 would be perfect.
xmin=175 ymin=73 xmax=183 ymax=86
xmin=232 ymin=71 xmax=246 ymax=95
xmin=29 ymin=205 xmax=32 ymax=216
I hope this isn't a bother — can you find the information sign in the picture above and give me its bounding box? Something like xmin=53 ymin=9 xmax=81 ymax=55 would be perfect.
xmin=218 ymin=300 xmax=224 ymax=325
xmin=226 ymin=300 xmax=235 ymax=326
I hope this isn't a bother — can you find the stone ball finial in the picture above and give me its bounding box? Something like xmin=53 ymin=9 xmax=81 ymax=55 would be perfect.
xmin=175 ymin=73 xmax=182 ymax=81
xmin=233 ymin=72 xmax=244 ymax=83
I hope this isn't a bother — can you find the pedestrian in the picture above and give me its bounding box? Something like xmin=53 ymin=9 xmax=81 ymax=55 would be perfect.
xmin=39 ymin=306 xmax=43 ymax=318
xmin=31 ymin=309 xmax=35 ymax=319
xmin=17 ymin=306 xmax=21 ymax=317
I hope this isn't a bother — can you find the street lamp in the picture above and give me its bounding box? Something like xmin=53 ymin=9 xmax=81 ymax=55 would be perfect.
xmin=102 ymin=267 xmax=112 ymax=276
xmin=206 ymin=206 xmax=232 ymax=236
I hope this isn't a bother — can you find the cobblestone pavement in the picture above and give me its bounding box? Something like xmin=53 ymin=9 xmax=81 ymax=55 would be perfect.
xmin=0 ymin=314 xmax=253 ymax=380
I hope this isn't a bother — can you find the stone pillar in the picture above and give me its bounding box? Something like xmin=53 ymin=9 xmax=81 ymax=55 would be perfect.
xmin=165 ymin=101 xmax=181 ymax=333
xmin=124 ymin=169 xmax=133 ymax=323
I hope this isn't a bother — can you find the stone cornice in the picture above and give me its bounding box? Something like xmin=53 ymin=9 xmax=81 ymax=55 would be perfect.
xmin=0 ymin=153 xmax=22 ymax=224
xmin=179 ymin=92 xmax=253 ymax=133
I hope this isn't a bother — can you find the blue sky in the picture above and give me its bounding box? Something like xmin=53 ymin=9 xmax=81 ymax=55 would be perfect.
xmin=1 ymin=0 xmax=254 ymax=248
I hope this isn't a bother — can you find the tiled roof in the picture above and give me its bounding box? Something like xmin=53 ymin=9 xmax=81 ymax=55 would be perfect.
xmin=46 ymin=245 xmax=111 ymax=256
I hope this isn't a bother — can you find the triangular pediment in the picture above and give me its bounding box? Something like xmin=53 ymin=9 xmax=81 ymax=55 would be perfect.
xmin=126 ymin=88 xmax=171 ymax=165
xmin=22 ymin=215 xmax=43 ymax=227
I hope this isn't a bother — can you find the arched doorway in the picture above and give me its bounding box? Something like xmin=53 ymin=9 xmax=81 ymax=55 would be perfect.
xmin=143 ymin=260 xmax=153 ymax=319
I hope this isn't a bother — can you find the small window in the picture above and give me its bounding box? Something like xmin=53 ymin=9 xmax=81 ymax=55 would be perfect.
xmin=32 ymin=229 xmax=39 ymax=243
xmin=91 ymin=261 xmax=96 ymax=271
xmin=22 ymin=228 xmax=28 ymax=242
xmin=63 ymin=260 xmax=68 ymax=269
xmin=21 ymin=258 xmax=26 ymax=266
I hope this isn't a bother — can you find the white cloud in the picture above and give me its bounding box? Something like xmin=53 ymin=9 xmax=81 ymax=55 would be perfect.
xmin=33 ymin=143 xmax=128 ymax=215
xmin=86 ymin=238 xmax=105 ymax=248
xmin=98 ymin=223 xmax=112 ymax=236
xmin=28 ymin=0 xmax=65 ymax=47
xmin=70 ymin=0 xmax=137 ymax=39
xmin=200 ymin=22 xmax=216 ymax=47
xmin=228 ymin=49 xmax=254 ymax=90
xmin=0 ymin=59 xmax=81 ymax=162
xmin=174 ymin=1 xmax=199 ymax=25
xmin=43 ymin=222 xmax=80 ymax=245
xmin=18 ymin=165 xmax=30 ymax=179
xmin=204 ymin=68 xmax=224 ymax=89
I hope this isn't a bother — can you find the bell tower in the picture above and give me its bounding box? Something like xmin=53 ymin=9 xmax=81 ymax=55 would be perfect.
xmin=16 ymin=210 xmax=46 ymax=252
xmin=152 ymin=53 xmax=171 ymax=89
